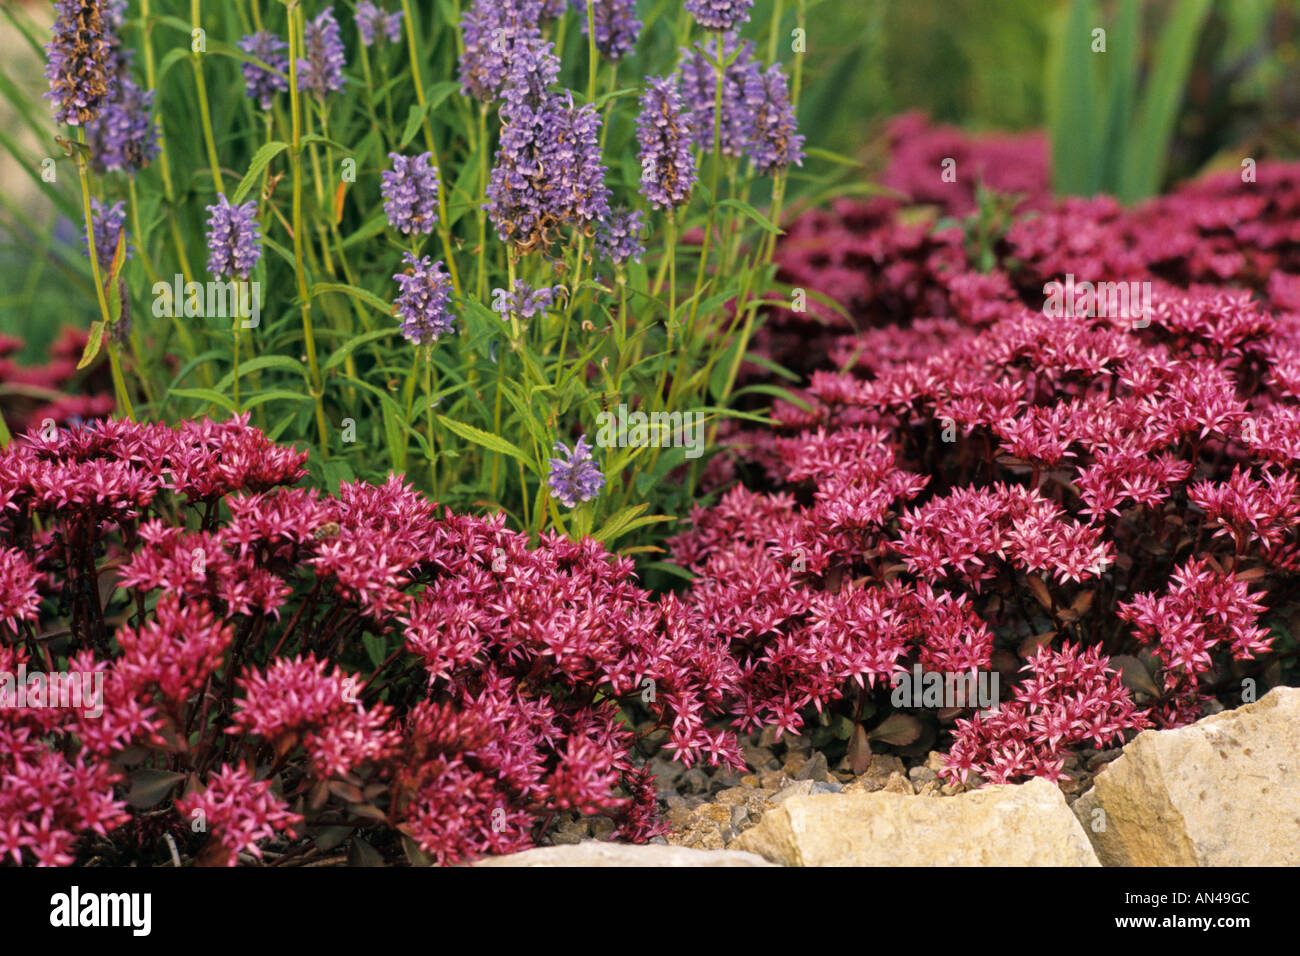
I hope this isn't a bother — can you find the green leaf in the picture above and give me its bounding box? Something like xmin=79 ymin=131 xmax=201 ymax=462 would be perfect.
xmin=155 ymin=47 xmax=189 ymax=86
xmin=300 ymin=133 xmax=352 ymax=155
xmin=231 ymin=141 xmax=289 ymax=204
xmin=743 ymin=352 xmax=800 ymax=382
xmin=639 ymin=561 xmax=695 ymax=582
xmin=715 ymin=198 xmax=782 ymax=234
xmin=1117 ymin=0 xmax=1212 ymax=202
xmin=362 ymin=633 xmax=387 ymax=669
xmin=212 ymin=355 xmax=309 ymax=393
xmin=340 ymin=213 xmax=389 ymax=250
xmin=127 ymin=770 xmax=186 ymax=809
xmin=804 ymin=145 xmax=864 ymax=168
xmin=168 ymin=387 xmax=238 ymax=413
xmin=76 ymin=322 xmax=105 ymax=370
xmin=310 ymin=281 xmax=391 ymax=316
xmin=241 ymin=389 xmax=313 ymax=410
xmin=868 ymin=713 xmax=924 ymax=746
xmin=322 ymin=327 xmax=396 ymax=371
xmin=709 ymin=334 xmax=745 ymax=401
xmin=381 ymin=399 xmax=408 ymax=475
xmin=398 ymin=82 xmax=460 ymax=148
xmin=436 ymin=415 xmax=536 ymax=473
xmin=1098 ymin=0 xmax=1139 ymax=192
xmin=1047 ymin=0 xmax=1100 ymax=196
xmin=592 ymin=502 xmax=649 ymax=544
xmin=730 ymin=383 xmax=812 ymax=412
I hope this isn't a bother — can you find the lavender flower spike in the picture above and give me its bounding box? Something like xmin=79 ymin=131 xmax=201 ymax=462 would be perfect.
xmin=685 ymin=0 xmax=755 ymax=32
xmin=573 ymin=0 xmax=641 ymax=61
xmin=393 ymin=253 xmax=456 ymax=345
xmin=458 ymin=0 xmax=549 ymax=103
xmin=749 ymin=63 xmax=805 ymax=175
xmin=238 ymin=32 xmax=289 ymax=110
xmin=355 ymin=1 xmax=404 ymax=46
xmin=85 ymin=198 xmax=128 ymax=272
xmin=547 ymin=435 xmax=605 ymax=507
xmin=45 ymin=0 xmax=118 ymax=127
xmin=86 ymin=198 xmax=132 ymax=341
xmin=382 ymin=153 xmax=440 ymax=235
xmin=86 ymin=69 xmax=158 ymax=175
xmin=595 ymin=208 xmax=645 ymax=265
xmin=678 ymin=36 xmax=763 ymax=156
xmin=298 ymin=7 xmax=347 ymax=98
xmin=205 ymin=195 xmax=263 ymax=280
xmin=636 ymin=76 xmax=697 ymax=210
xmin=492 ymin=280 xmax=557 ymax=320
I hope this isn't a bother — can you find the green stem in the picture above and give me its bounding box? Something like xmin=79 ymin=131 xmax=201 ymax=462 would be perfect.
xmin=686 ymin=32 xmax=728 ymax=337
xmin=287 ymin=2 xmax=330 ymax=454
xmin=476 ymin=103 xmax=489 ymax=300
xmin=399 ymin=0 xmax=462 ymax=295
xmin=424 ymin=348 xmax=437 ymax=491
xmin=191 ymin=0 xmax=224 ymax=195
xmin=75 ymin=132 xmax=135 ymax=421
xmin=585 ymin=0 xmax=599 ymax=103
xmin=653 ymin=210 xmax=677 ymax=408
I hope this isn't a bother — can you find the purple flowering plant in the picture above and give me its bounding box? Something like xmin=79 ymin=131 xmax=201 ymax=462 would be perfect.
xmin=3 ymin=0 xmax=814 ymax=552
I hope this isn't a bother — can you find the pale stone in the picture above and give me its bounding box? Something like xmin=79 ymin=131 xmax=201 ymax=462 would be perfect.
xmin=732 ymin=777 xmax=1099 ymax=866
xmin=473 ymin=842 xmax=776 ymax=867
xmin=1073 ymin=687 xmax=1300 ymax=866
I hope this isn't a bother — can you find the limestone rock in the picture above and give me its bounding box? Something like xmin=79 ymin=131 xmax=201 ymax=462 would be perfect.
xmin=732 ymin=777 xmax=1099 ymax=866
xmin=474 ymin=842 xmax=776 ymax=867
xmin=1073 ymin=687 xmax=1300 ymax=866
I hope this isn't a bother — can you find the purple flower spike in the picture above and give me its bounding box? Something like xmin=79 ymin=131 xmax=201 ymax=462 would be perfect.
xmin=573 ymin=0 xmax=641 ymax=61
xmin=205 ymin=195 xmax=263 ymax=280
xmin=85 ymin=198 xmax=128 ymax=272
xmin=595 ymin=208 xmax=645 ymax=265
xmin=492 ymin=280 xmax=557 ymax=319
xmin=486 ymin=47 xmax=609 ymax=254
xmin=636 ymin=76 xmax=697 ymax=210
xmin=685 ymin=0 xmax=754 ymax=32
xmin=298 ymin=7 xmax=346 ymax=97
xmin=749 ymin=64 xmax=805 ymax=175
xmin=86 ymin=67 xmax=158 ymax=175
xmin=86 ymin=197 xmax=132 ymax=340
xmin=547 ymin=435 xmax=605 ymax=507
xmin=45 ymin=0 xmax=119 ymax=127
xmin=393 ymin=253 xmax=456 ymax=346
xmin=458 ymin=0 xmax=549 ymax=103
xmin=238 ymin=32 xmax=289 ymax=110
xmin=355 ymin=1 xmax=404 ymax=46
xmin=678 ymin=35 xmax=764 ymax=157
xmin=382 ymin=153 xmax=440 ymax=236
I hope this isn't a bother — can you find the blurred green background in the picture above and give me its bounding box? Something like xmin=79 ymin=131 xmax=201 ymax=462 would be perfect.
xmin=4 ymin=0 xmax=1300 ymax=361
